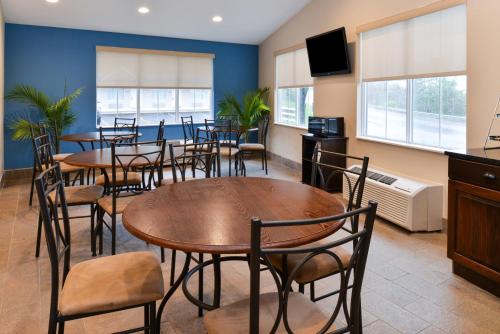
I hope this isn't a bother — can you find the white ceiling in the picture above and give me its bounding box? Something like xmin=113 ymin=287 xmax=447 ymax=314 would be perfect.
xmin=0 ymin=0 xmax=311 ymax=45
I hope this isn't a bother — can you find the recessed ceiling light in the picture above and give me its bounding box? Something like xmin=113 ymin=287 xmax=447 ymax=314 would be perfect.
xmin=138 ymin=6 xmax=150 ymax=14
xmin=46 ymin=0 xmax=59 ymax=3
xmin=212 ymin=15 xmax=223 ymax=23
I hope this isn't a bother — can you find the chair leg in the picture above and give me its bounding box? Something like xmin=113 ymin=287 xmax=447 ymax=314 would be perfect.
xmin=149 ymin=302 xmax=156 ymax=333
xmin=97 ymin=207 xmax=105 ymax=255
xmin=170 ymin=249 xmax=176 ymax=286
xmin=264 ymin=151 xmax=268 ymax=175
xmin=29 ymin=166 xmax=37 ymax=206
xmin=310 ymin=281 xmax=315 ymax=301
xmin=90 ymin=204 xmax=96 ymax=256
xmin=48 ymin=315 xmax=57 ymax=334
xmin=111 ymin=213 xmax=117 ymax=255
xmin=160 ymin=247 xmax=165 ymax=263
xmin=144 ymin=304 xmax=150 ymax=334
xmin=35 ymin=211 xmax=43 ymax=258
xmin=198 ymin=253 xmax=204 ymax=317
xmin=57 ymin=320 xmax=65 ymax=334
xmin=228 ymin=155 xmax=232 ymax=176
xmin=298 ymin=283 xmax=305 ymax=294
xmin=261 ymin=152 xmax=265 ymax=170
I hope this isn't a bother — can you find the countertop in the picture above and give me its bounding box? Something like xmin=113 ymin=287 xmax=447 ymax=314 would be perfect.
xmin=445 ymin=148 xmax=500 ymax=167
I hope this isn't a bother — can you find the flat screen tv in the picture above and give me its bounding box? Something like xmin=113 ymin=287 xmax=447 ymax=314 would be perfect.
xmin=306 ymin=27 xmax=351 ymax=77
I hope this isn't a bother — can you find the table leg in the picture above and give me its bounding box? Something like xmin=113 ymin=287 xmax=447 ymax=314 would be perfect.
xmin=156 ymin=252 xmax=192 ymax=333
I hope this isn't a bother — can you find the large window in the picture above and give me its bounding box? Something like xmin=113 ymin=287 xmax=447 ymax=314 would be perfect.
xmin=275 ymin=48 xmax=314 ymax=128
xmin=96 ymin=47 xmax=214 ymax=127
xmin=359 ymin=4 xmax=466 ymax=150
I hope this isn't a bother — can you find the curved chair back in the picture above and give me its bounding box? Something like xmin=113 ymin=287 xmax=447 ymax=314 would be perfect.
xmin=114 ymin=117 xmax=136 ymax=129
xmin=257 ymin=114 xmax=270 ymax=146
xmin=181 ymin=116 xmax=195 ymax=144
xmin=168 ymin=139 xmax=221 ymax=182
xmin=249 ymin=202 xmax=378 ymax=334
xmin=35 ymin=164 xmax=72 ymax=323
xmin=156 ymin=119 xmax=166 ymax=142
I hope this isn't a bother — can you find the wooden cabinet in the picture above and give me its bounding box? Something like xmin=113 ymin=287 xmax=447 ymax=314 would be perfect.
xmin=301 ymin=135 xmax=347 ymax=192
xmin=447 ymin=154 xmax=500 ymax=296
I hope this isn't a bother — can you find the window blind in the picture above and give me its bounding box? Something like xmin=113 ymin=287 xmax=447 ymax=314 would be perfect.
xmin=360 ymin=4 xmax=466 ymax=81
xmin=96 ymin=48 xmax=213 ymax=89
xmin=276 ymin=48 xmax=313 ymax=88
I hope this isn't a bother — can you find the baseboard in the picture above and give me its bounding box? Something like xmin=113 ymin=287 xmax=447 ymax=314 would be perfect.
xmin=268 ymin=151 xmax=301 ymax=171
xmin=0 ymin=172 xmax=4 ymax=189
xmin=4 ymin=167 xmax=32 ymax=182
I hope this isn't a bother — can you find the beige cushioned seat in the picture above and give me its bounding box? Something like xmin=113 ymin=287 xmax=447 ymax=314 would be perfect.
xmin=95 ymin=171 xmax=142 ymax=186
xmin=204 ymin=292 xmax=333 ymax=334
xmin=219 ymin=147 xmax=239 ymax=156
xmin=59 ymin=251 xmax=164 ymax=316
xmin=239 ymin=143 xmax=265 ymax=151
xmin=97 ymin=194 xmax=141 ymax=215
xmin=43 ymin=162 xmax=83 ymax=173
xmin=268 ymin=245 xmax=351 ymax=284
xmin=50 ymin=185 xmax=104 ymax=205
xmin=53 ymin=153 xmax=73 ymax=162
xmin=159 ymin=176 xmax=194 ymax=186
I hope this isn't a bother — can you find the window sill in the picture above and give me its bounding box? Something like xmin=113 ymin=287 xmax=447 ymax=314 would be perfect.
xmin=273 ymin=122 xmax=308 ymax=131
xmin=356 ymin=135 xmax=453 ymax=154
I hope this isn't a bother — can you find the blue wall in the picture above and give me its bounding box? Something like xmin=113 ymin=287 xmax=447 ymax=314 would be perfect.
xmin=4 ymin=24 xmax=258 ymax=169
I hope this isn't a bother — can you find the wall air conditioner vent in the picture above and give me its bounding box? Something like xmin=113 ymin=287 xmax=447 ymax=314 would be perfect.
xmin=343 ymin=165 xmax=443 ymax=232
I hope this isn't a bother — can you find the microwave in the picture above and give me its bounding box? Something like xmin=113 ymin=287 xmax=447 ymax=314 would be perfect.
xmin=308 ymin=117 xmax=344 ymax=137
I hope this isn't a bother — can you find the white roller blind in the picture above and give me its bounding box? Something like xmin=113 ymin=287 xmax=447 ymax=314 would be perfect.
xmin=276 ymin=48 xmax=313 ymax=88
xmin=97 ymin=48 xmax=213 ymax=88
xmin=361 ymin=4 xmax=466 ymax=81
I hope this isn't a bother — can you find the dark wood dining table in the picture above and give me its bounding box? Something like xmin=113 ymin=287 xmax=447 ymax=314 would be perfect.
xmin=122 ymin=177 xmax=346 ymax=330
xmin=64 ymin=146 xmax=162 ymax=169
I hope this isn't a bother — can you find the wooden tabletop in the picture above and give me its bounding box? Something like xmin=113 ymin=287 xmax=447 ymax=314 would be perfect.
xmin=64 ymin=146 xmax=163 ymax=168
xmin=60 ymin=131 xmax=142 ymax=143
xmin=122 ymin=177 xmax=346 ymax=254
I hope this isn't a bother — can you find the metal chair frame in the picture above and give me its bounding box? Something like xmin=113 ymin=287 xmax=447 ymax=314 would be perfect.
xmin=35 ymin=164 xmax=156 ymax=334
xmin=239 ymin=114 xmax=270 ymax=176
xmin=204 ymin=118 xmax=240 ymax=176
xmin=248 ymin=202 xmax=378 ymax=334
xmin=95 ymin=140 xmax=166 ymax=255
xmin=181 ymin=115 xmax=196 ymax=144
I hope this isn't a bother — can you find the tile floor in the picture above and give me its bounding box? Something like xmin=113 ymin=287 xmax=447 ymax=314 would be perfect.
xmin=0 ymin=158 xmax=499 ymax=333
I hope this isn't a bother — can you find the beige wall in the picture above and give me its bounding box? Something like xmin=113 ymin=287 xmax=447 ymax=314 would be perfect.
xmin=0 ymin=4 xmax=4 ymax=182
xmin=259 ymin=0 xmax=500 ymax=218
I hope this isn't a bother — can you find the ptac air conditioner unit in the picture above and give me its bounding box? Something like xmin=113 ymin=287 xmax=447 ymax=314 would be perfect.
xmin=343 ymin=165 xmax=443 ymax=231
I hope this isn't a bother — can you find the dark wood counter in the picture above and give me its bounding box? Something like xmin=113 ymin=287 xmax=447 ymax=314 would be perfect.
xmin=446 ymin=149 xmax=500 ymax=296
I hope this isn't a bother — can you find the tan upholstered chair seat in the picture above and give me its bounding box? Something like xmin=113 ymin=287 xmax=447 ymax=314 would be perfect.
xmin=219 ymin=147 xmax=239 ymax=156
xmin=50 ymin=185 xmax=104 ymax=205
xmin=53 ymin=153 xmax=73 ymax=161
xmin=97 ymin=193 xmax=141 ymax=215
xmin=58 ymin=251 xmax=164 ymax=316
xmin=95 ymin=171 xmax=142 ymax=186
xmin=42 ymin=162 xmax=83 ymax=173
xmin=203 ymin=292 xmax=333 ymax=334
xmin=159 ymin=176 xmax=194 ymax=186
xmin=239 ymin=143 xmax=265 ymax=151
xmin=268 ymin=245 xmax=351 ymax=284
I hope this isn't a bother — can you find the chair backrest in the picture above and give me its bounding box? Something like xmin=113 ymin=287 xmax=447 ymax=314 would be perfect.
xmin=156 ymin=119 xmax=166 ymax=142
xmin=181 ymin=116 xmax=195 ymax=143
xmin=109 ymin=140 xmax=166 ymax=199
xmin=205 ymin=118 xmax=239 ymax=147
xmin=167 ymin=139 xmax=221 ymax=183
xmin=249 ymin=202 xmax=378 ymax=334
xmin=99 ymin=126 xmax=139 ymax=148
xmin=114 ymin=117 xmax=136 ymax=129
xmin=35 ymin=164 xmax=72 ymax=320
xmin=257 ymin=115 xmax=270 ymax=146
xmin=30 ymin=126 xmax=55 ymax=171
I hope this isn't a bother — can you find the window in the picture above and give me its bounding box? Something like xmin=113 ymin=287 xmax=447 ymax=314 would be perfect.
xmin=96 ymin=47 xmax=214 ymax=127
xmin=359 ymin=4 xmax=466 ymax=150
xmin=275 ymin=48 xmax=314 ymax=128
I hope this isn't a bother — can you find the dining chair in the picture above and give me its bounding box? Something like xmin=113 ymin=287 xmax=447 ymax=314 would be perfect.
xmin=156 ymin=119 xmax=166 ymax=141
xmin=268 ymin=147 xmax=370 ymax=302
xmin=181 ymin=115 xmax=196 ymax=144
xmin=204 ymin=118 xmax=240 ymax=176
xmin=159 ymin=139 xmax=220 ymax=314
xmin=238 ymin=114 xmax=270 ymax=176
xmin=203 ymin=202 xmax=378 ymax=334
xmin=114 ymin=116 xmax=136 ymax=129
xmin=31 ymin=131 xmax=104 ymax=257
xmin=35 ymin=163 xmax=163 ymax=334
xmin=95 ymin=140 xmax=166 ymax=255
xmin=28 ymin=123 xmax=79 ymax=206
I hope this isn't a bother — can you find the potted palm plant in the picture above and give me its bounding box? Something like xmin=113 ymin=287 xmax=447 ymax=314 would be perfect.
xmin=6 ymin=84 xmax=83 ymax=153
xmin=217 ymin=87 xmax=271 ymax=141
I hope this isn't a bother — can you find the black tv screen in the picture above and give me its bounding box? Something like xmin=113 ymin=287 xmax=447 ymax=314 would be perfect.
xmin=306 ymin=27 xmax=351 ymax=77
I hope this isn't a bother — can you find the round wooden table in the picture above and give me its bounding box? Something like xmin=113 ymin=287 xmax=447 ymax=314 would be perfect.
xmin=64 ymin=146 xmax=161 ymax=169
xmin=60 ymin=131 xmax=142 ymax=151
xmin=122 ymin=177 xmax=345 ymax=328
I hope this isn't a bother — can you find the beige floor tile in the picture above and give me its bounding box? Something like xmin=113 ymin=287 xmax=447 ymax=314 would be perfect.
xmin=364 ymin=319 xmax=402 ymax=334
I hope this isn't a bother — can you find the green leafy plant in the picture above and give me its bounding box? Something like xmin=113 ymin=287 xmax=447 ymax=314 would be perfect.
xmin=6 ymin=84 xmax=83 ymax=153
xmin=217 ymin=87 xmax=271 ymax=140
